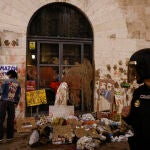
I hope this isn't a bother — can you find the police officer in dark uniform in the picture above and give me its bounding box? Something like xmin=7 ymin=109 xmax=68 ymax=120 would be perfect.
xmin=122 ymin=48 xmax=150 ymax=150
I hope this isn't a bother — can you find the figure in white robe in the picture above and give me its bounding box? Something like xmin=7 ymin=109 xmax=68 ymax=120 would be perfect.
xmin=54 ymin=82 xmax=69 ymax=105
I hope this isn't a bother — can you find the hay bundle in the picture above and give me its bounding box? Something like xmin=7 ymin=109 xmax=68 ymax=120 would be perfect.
xmin=63 ymin=59 xmax=93 ymax=111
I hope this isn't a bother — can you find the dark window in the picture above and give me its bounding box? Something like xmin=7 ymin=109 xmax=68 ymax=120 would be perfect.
xmin=28 ymin=3 xmax=93 ymax=38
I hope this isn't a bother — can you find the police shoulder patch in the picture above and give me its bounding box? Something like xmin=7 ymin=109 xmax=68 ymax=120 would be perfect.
xmin=134 ymin=100 xmax=140 ymax=107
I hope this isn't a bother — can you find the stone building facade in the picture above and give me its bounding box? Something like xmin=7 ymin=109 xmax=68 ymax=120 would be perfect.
xmin=0 ymin=0 xmax=150 ymax=118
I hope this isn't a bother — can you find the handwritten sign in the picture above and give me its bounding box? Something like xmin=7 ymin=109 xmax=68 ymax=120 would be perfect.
xmin=26 ymin=89 xmax=47 ymax=106
xmin=49 ymin=105 xmax=74 ymax=119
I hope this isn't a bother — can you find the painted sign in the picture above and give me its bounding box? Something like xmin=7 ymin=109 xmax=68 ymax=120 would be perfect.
xmin=26 ymin=89 xmax=47 ymax=106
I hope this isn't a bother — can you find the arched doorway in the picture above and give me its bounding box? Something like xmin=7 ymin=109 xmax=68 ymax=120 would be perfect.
xmin=26 ymin=2 xmax=94 ymax=116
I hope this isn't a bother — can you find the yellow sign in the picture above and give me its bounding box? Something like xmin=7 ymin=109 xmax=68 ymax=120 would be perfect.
xmin=26 ymin=89 xmax=47 ymax=106
xmin=29 ymin=41 xmax=36 ymax=50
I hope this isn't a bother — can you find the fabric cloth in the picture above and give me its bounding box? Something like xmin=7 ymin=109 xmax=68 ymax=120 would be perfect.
xmin=54 ymin=82 xmax=69 ymax=105
xmin=49 ymin=81 xmax=60 ymax=94
xmin=123 ymin=84 xmax=150 ymax=150
xmin=0 ymin=78 xmax=21 ymax=104
xmin=29 ymin=129 xmax=40 ymax=146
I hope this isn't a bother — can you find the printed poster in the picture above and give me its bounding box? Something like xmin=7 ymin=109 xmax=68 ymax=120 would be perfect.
xmin=26 ymin=89 xmax=47 ymax=106
xmin=0 ymin=65 xmax=17 ymax=79
xmin=99 ymin=79 xmax=115 ymax=111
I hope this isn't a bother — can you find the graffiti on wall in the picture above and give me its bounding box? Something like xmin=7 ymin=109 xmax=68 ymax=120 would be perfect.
xmin=0 ymin=30 xmax=25 ymax=120
xmin=1 ymin=30 xmax=21 ymax=48
xmin=94 ymin=59 xmax=138 ymax=113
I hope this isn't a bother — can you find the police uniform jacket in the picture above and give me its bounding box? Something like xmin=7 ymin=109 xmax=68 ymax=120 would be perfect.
xmin=125 ymin=84 xmax=150 ymax=148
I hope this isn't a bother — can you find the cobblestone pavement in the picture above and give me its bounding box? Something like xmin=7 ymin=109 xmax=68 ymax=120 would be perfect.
xmin=0 ymin=132 xmax=130 ymax=150
xmin=0 ymin=133 xmax=75 ymax=150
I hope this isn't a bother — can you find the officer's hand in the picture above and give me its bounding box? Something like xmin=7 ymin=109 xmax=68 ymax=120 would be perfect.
xmin=121 ymin=106 xmax=131 ymax=117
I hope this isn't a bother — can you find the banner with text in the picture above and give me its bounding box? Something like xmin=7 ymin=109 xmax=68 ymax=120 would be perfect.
xmin=0 ymin=65 xmax=17 ymax=79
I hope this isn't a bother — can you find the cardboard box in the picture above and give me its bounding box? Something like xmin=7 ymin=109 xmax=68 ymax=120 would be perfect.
xmin=16 ymin=117 xmax=36 ymax=133
xmin=52 ymin=125 xmax=73 ymax=144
